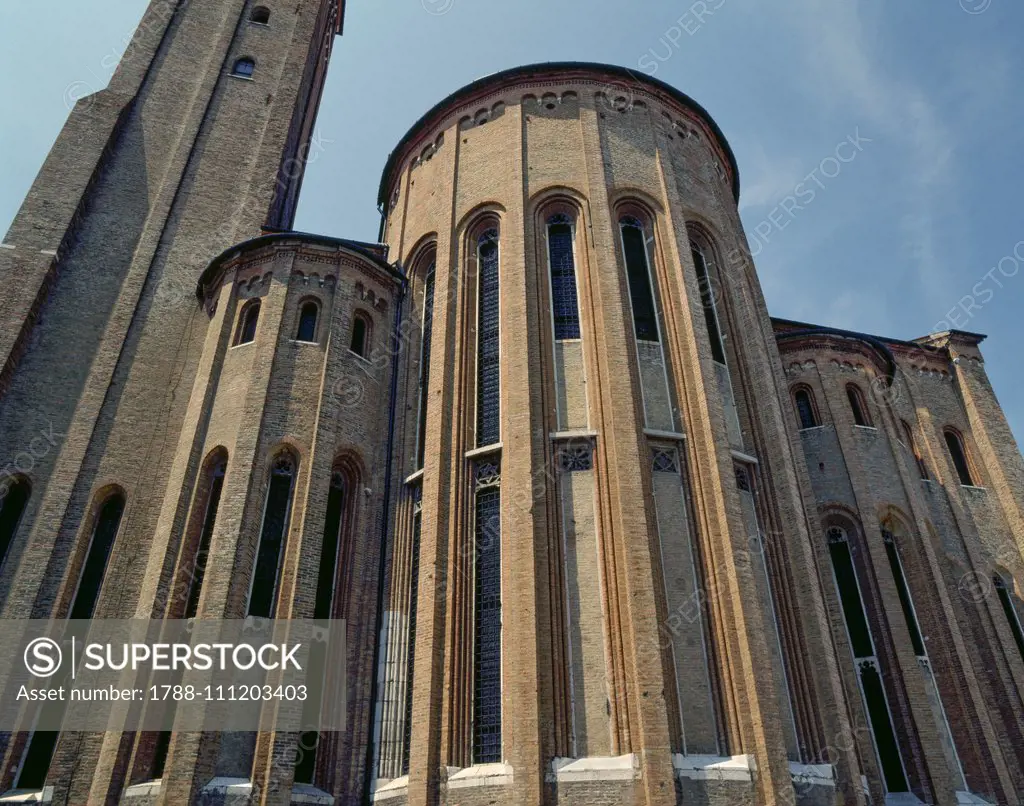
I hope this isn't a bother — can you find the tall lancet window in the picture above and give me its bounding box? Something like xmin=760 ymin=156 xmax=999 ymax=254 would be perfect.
xmin=618 ymin=216 xmax=659 ymax=342
xmin=826 ymin=526 xmax=909 ymax=794
xmin=185 ymin=456 xmax=227 ymax=618
xmin=18 ymin=490 xmax=126 ymax=790
xmin=994 ymin=575 xmax=1024 ymax=663
xmin=476 ymin=229 xmax=501 ymax=447
xmin=295 ymin=468 xmax=347 ymax=784
xmin=0 ymin=476 xmax=30 ymax=571
xmin=882 ymin=525 xmax=966 ymax=790
xmin=691 ymin=242 xmax=727 ymax=365
xmin=402 ymin=486 xmax=423 ymax=774
xmin=248 ymin=453 xmax=296 ymax=618
xmin=416 ymin=265 xmax=436 ymax=469
xmin=546 ymin=214 xmax=581 ymax=340
xmin=473 ymin=459 xmax=502 ymax=764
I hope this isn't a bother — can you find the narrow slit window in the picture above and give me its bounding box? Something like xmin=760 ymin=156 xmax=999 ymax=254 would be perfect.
xmin=296 ymin=301 xmax=319 ymax=342
xmin=994 ymin=576 xmax=1024 ymax=663
xmin=902 ymin=421 xmax=929 ymax=480
xmin=547 ymin=214 xmax=581 ymax=340
xmin=794 ymin=388 xmax=818 ymax=430
xmin=232 ymin=58 xmax=255 ymax=78
xmin=691 ymin=242 xmax=727 ymax=364
xmin=235 ymin=299 xmax=260 ymax=345
xmin=847 ymin=384 xmax=871 ymax=427
xmin=248 ymin=454 xmax=296 ymax=618
xmin=250 ymin=6 xmax=270 ymax=23
xmin=0 ymin=476 xmax=30 ymax=570
xmin=416 ymin=268 xmax=436 ymax=469
xmin=618 ymin=217 xmax=659 ymax=342
xmin=944 ymin=429 xmax=974 ymax=486
xmin=476 ymin=229 xmax=501 ymax=447
xmin=350 ymin=315 xmax=368 ymax=357
xmin=473 ymin=462 xmax=502 ymax=764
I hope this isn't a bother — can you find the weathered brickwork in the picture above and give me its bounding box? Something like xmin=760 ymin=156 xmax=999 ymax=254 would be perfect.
xmin=1 ymin=10 xmax=1021 ymax=804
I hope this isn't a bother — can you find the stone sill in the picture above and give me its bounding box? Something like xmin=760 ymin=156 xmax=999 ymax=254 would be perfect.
xmin=884 ymin=793 xmax=926 ymax=806
xmin=372 ymin=775 xmax=408 ymax=801
xmin=0 ymin=791 xmax=46 ymax=804
xmin=643 ymin=428 xmax=686 ymax=441
xmin=546 ymin=754 xmax=639 ymax=783
xmin=673 ymin=754 xmax=755 ymax=782
xmin=465 ymin=443 xmax=501 ymax=460
xmin=853 ymin=425 xmax=878 ymax=432
xmin=445 ymin=762 xmax=513 ymax=789
xmin=955 ymin=791 xmax=993 ymax=805
xmin=960 ymin=484 xmax=987 ymax=493
xmin=788 ymin=762 xmax=835 ymax=787
xmin=122 ymin=780 xmax=161 ymax=800
xmin=201 ymin=778 xmax=253 ymax=797
xmin=404 ymin=468 xmax=424 ymax=485
xmin=799 ymin=425 xmax=830 ymax=433
xmin=290 ymin=784 xmax=333 ymax=804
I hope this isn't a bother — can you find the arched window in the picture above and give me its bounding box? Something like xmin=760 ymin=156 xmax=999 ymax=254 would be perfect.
xmin=295 ymin=466 xmax=349 ymax=784
xmin=901 ymin=420 xmax=928 ymax=480
xmin=846 ymin=384 xmax=871 ymax=427
xmin=476 ymin=228 xmax=501 ymax=447
xmin=250 ymin=6 xmax=270 ymax=23
xmin=296 ymin=300 xmax=319 ymax=342
xmin=248 ymin=452 xmax=296 ymax=618
xmin=350 ymin=313 xmax=369 ymax=357
xmin=546 ymin=213 xmax=581 ymax=340
xmin=994 ymin=575 xmax=1024 ymax=663
xmin=184 ymin=455 xmax=227 ymax=619
xmin=473 ymin=459 xmax=502 ymax=763
xmin=793 ymin=387 xmax=819 ymax=430
xmin=825 ymin=526 xmax=909 ymax=794
xmin=944 ymin=429 xmax=975 ymax=486
xmin=235 ymin=299 xmax=260 ymax=345
xmin=618 ymin=216 xmax=659 ymax=342
xmin=416 ymin=264 xmax=436 ymax=469
xmin=232 ymin=58 xmax=256 ymax=78
xmin=0 ymin=476 xmax=30 ymax=570
xmin=18 ymin=490 xmax=127 ymax=789
xmin=690 ymin=240 xmax=727 ymax=365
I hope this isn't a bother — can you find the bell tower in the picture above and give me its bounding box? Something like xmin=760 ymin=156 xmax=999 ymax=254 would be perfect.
xmin=0 ymin=1 xmax=345 ymax=802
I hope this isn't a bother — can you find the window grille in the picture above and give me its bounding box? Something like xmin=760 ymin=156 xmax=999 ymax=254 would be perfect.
xmin=557 ymin=441 xmax=593 ymax=472
xmin=651 ymin=448 xmax=678 ymax=473
xmin=547 ymin=214 xmax=581 ymax=340
xmin=473 ymin=474 xmax=502 ymax=763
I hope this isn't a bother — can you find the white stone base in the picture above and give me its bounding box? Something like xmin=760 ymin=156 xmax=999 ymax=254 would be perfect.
xmin=546 ymin=754 xmax=639 ymax=783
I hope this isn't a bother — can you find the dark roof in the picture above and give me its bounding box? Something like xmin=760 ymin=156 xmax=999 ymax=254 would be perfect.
xmin=196 ymin=230 xmax=403 ymax=300
xmin=771 ymin=317 xmax=986 ymax=351
xmin=376 ymin=61 xmax=740 ymax=208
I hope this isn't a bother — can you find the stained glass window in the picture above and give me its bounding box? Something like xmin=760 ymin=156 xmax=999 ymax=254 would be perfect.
xmin=547 ymin=214 xmax=581 ymax=340
xmin=477 ymin=230 xmax=501 ymax=447
xmin=473 ymin=475 xmax=502 ymax=764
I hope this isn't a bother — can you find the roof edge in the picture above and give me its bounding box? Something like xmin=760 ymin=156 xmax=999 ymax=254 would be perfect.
xmin=376 ymin=62 xmax=740 ymax=208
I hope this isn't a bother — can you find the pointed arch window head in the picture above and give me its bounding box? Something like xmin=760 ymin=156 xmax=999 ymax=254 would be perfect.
xmin=944 ymin=429 xmax=975 ymax=486
xmin=793 ymin=387 xmax=819 ymax=430
xmin=546 ymin=213 xmax=581 ymax=340
xmin=476 ymin=227 xmax=501 ymax=447
xmin=248 ymin=452 xmax=296 ymax=618
xmin=235 ymin=299 xmax=260 ymax=345
xmin=296 ymin=300 xmax=319 ymax=342
xmin=0 ymin=476 xmax=31 ymax=571
xmin=846 ymin=383 xmax=871 ymax=427
xmin=184 ymin=454 xmax=227 ymax=619
xmin=618 ymin=215 xmax=659 ymax=342
xmin=350 ymin=313 xmax=370 ymax=357
xmin=71 ymin=491 xmax=126 ymax=620
xmin=232 ymin=57 xmax=256 ymax=78
xmin=250 ymin=6 xmax=270 ymax=23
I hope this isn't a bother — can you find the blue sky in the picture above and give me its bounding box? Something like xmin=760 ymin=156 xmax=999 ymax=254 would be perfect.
xmin=1 ymin=0 xmax=1022 ymax=442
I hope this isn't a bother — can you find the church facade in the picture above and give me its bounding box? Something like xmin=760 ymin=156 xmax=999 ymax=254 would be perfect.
xmin=0 ymin=2 xmax=1022 ymax=806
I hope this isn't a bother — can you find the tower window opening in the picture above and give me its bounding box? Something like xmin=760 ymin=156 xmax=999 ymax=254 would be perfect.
xmin=235 ymin=299 xmax=261 ymax=345
xmin=944 ymin=429 xmax=975 ymax=486
xmin=250 ymin=6 xmax=270 ymax=24
xmin=846 ymin=384 xmax=871 ymax=427
xmin=618 ymin=216 xmax=659 ymax=342
xmin=296 ymin=300 xmax=319 ymax=342
xmin=232 ymin=58 xmax=256 ymax=78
